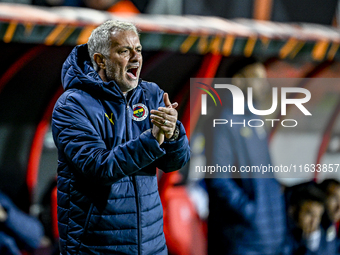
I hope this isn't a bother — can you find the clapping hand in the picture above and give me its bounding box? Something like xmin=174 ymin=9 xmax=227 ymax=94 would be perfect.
xmin=151 ymin=93 xmax=178 ymax=144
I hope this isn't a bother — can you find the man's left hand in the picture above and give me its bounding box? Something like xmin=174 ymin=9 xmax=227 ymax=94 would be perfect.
xmin=150 ymin=93 xmax=178 ymax=140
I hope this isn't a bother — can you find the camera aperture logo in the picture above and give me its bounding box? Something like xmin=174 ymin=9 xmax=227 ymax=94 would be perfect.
xmin=195 ymin=81 xmax=312 ymax=128
xmin=196 ymin=82 xmax=223 ymax=110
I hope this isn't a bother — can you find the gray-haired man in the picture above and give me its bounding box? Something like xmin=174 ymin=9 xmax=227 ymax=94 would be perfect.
xmin=52 ymin=20 xmax=190 ymax=254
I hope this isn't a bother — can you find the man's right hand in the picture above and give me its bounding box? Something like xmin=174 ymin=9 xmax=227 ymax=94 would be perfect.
xmin=151 ymin=93 xmax=178 ymax=145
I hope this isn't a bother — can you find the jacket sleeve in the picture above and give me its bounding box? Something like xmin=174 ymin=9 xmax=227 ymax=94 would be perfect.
xmin=205 ymin=178 xmax=256 ymax=222
xmin=150 ymin=87 xmax=190 ymax=172
xmin=52 ymin=94 xmax=167 ymax=185
xmin=156 ymin=120 xmax=191 ymax=172
xmin=204 ymin=121 xmax=256 ymax=221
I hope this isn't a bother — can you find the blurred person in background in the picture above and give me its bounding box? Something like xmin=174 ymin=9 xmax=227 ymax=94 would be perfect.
xmin=204 ymin=57 xmax=288 ymax=255
xmin=52 ymin=20 xmax=190 ymax=254
xmin=319 ymin=179 xmax=340 ymax=229
xmin=286 ymin=182 xmax=338 ymax=255
xmin=319 ymin=178 xmax=340 ymax=252
xmin=0 ymin=190 xmax=44 ymax=255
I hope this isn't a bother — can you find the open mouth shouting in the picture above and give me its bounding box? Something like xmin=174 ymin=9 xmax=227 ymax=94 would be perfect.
xmin=126 ymin=66 xmax=139 ymax=80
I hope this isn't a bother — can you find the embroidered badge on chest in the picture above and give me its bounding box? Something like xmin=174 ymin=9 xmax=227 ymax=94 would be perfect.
xmin=132 ymin=103 xmax=148 ymax=121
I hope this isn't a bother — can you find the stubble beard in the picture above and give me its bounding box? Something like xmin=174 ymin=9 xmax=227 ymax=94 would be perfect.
xmin=106 ymin=61 xmax=136 ymax=93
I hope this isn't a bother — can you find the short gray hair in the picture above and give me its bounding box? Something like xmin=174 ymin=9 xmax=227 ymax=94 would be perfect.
xmin=87 ymin=20 xmax=139 ymax=71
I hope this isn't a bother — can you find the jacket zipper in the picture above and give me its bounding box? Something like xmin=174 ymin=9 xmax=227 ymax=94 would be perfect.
xmin=76 ymin=203 xmax=94 ymax=254
xmin=133 ymin=175 xmax=142 ymax=255
xmin=124 ymin=93 xmax=141 ymax=255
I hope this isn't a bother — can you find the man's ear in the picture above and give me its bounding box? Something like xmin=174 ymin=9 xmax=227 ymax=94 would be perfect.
xmin=93 ymin=53 xmax=106 ymax=70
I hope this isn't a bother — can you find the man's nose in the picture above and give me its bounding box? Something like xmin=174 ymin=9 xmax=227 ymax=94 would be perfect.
xmin=130 ymin=50 xmax=141 ymax=61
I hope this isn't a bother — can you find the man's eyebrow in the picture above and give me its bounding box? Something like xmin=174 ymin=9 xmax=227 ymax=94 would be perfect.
xmin=118 ymin=45 xmax=142 ymax=50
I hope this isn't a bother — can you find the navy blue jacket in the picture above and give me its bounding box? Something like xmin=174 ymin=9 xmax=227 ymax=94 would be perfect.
xmin=52 ymin=44 xmax=190 ymax=254
xmin=204 ymin=97 xmax=287 ymax=255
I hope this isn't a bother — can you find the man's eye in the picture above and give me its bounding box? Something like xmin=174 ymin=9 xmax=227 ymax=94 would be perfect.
xmin=121 ymin=50 xmax=128 ymax=53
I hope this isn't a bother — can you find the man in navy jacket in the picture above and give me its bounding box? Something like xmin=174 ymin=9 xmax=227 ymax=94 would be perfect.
xmin=204 ymin=58 xmax=287 ymax=254
xmin=52 ymin=20 xmax=190 ymax=254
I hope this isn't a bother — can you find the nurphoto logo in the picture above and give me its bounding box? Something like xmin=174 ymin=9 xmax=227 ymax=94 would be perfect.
xmin=195 ymin=80 xmax=312 ymax=128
